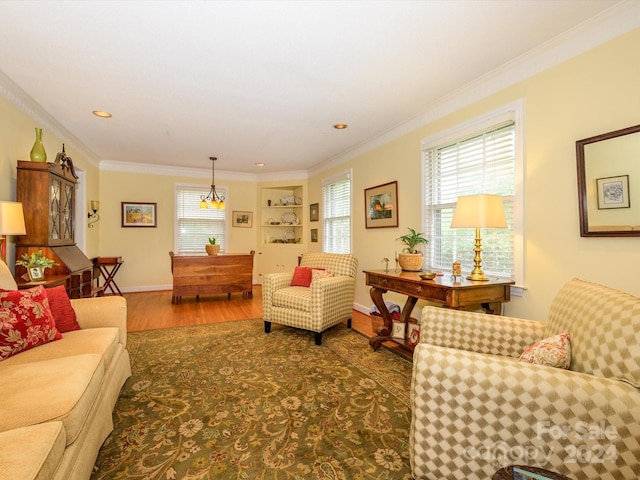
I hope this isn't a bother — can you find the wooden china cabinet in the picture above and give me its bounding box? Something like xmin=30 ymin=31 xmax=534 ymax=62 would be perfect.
xmin=15 ymin=150 xmax=95 ymax=298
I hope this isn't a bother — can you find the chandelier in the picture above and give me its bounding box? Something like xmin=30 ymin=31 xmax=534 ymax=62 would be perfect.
xmin=200 ymin=156 xmax=225 ymax=209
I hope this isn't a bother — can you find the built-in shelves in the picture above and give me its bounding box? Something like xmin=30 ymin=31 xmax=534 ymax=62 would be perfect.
xmin=260 ymin=185 xmax=304 ymax=245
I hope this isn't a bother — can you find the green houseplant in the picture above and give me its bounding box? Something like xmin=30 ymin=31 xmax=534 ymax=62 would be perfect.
xmin=397 ymin=228 xmax=429 ymax=271
xmin=16 ymin=250 xmax=58 ymax=282
xmin=205 ymin=237 xmax=220 ymax=256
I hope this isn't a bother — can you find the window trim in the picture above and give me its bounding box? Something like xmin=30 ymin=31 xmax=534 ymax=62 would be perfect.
xmin=421 ymin=100 xmax=525 ymax=292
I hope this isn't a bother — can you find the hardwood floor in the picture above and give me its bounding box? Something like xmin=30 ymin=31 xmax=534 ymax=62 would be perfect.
xmin=123 ymin=286 xmax=412 ymax=359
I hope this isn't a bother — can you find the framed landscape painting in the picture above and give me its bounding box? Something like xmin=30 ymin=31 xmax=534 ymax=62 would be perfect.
xmin=122 ymin=202 xmax=157 ymax=227
xmin=232 ymin=210 xmax=253 ymax=228
xmin=365 ymin=181 xmax=398 ymax=228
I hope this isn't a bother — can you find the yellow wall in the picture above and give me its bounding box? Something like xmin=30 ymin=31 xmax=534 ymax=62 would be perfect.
xmin=2 ymin=28 xmax=638 ymax=322
xmin=308 ymin=28 xmax=640 ymax=321
xmin=98 ymin=170 xmax=257 ymax=289
xmin=0 ymin=96 xmax=99 ymax=266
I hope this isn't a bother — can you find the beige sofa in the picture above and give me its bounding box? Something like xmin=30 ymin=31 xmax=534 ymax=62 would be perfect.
xmin=410 ymin=278 xmax=640 ymax=479
xmin=0 ymin=260 xmax=131 ymax=480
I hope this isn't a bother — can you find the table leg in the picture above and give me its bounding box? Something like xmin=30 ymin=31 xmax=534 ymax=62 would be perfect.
xmin=481 ymin=302 xmax=502 ymax=315
xmin=99 ymin=263 xmax=123 ymax=296
xmin=368 ymin=287 xmax=418 ymax=351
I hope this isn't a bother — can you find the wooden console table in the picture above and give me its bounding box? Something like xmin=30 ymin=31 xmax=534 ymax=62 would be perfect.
xmin=364 ymin=269 xmax=514 ymax=352
xmin=169 ymin=251 xmax=255 ymax=303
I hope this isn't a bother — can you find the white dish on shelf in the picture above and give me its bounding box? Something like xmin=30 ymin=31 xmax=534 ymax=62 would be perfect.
xmin=281 ymin=212 xmax=297 ymax=224
xmin=283 ymin=230 xmax=295 ymax=241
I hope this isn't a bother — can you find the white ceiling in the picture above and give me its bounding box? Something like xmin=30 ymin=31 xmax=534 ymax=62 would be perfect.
xmin=0 ymin=0 xmax=631 ymax=175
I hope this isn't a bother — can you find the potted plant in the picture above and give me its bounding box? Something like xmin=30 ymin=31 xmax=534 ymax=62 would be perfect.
xmin=205 ymin=237 xmax=220 ymax=256
xmin=397 ymin=228 xmax=429 ymax=271
xmin=16 ymin=250 xmax=59 ymax=282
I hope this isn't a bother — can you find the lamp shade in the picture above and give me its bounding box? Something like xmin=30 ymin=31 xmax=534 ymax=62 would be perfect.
xmin=450 ymin=194 xmax=507 ymax=229
xmin=0 ymin=201 xmax=26 ymax=235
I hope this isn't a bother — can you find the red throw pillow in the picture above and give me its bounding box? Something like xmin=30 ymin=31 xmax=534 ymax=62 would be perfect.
xmin=0 ymin=286 xmax=62 ymax=361
xmin=290 ymin=267 xmax=326 ymax=287
xmin=47 ymin=285 xmax=81 ymax=333
xmin=291 ymin=266 xmax=313 ymax=287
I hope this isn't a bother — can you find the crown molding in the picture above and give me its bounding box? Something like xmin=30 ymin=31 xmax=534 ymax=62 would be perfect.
xmin=99 ymin=160 xmax=258 ymax=182
xmin=309 ymin=1 xmax=640 ymax=177
xmin=0 ymin=70 xmax=100 ymax=167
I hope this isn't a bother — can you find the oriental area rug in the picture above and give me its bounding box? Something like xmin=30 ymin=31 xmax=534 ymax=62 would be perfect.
xmin=92 ymin=320 xmax=413 ymax=480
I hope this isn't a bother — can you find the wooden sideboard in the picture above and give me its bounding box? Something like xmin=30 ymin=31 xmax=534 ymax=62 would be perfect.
xmin=169 ymin=251 xmax=255 ymax=303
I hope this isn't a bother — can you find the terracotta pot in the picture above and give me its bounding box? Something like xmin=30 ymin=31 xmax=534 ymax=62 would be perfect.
xmin=205 ymin=244 xmax=220 ymax=255
xmin=398 ymin=253 xmax=424 ymax=272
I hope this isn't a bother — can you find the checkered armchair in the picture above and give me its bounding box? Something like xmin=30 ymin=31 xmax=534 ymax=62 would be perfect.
xmin=410 ymin=278 xmax=640 ymax=480
xmin=262 ymin=253 xmax=357 ymax=345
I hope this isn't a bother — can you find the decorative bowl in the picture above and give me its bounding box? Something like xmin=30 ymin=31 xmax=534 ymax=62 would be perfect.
xmin=419 ymin=272 xmax=436 ymax=280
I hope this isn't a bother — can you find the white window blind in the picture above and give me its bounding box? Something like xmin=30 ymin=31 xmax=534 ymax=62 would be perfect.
xmin=322 ymin=172 xmax=351 ymax=254
xmin=423 ymin=121 xmax=516 ymax=278
xmin=175 ymin=185 xmax=227 ymax=254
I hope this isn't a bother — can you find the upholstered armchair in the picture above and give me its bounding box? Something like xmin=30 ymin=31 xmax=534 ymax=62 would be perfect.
xmin=410 ymin=278 xmax=640 ymax=480
xmin=262 ymin=252 xmax=357 ymax=345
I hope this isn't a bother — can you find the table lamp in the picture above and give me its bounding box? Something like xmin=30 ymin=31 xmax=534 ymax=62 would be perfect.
xmin=450 ymin=194 xmax=507 ymax=281
xmin=0 ymin=201 xmax=27 ymax=263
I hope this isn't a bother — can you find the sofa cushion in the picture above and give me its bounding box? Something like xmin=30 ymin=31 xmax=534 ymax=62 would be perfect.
xmin=47 ymin=285 xmax=81 ymax=333
xmin=0 ymin=422 xmax=65 ymax=480
xmin=273 ymin=286 xmax=311 ymax=312
xmin=0 ymin=327 xmax=120 ymax=372
xmin=545 ymin=278 xmax=640 ymax=387
xmin=0 ymin=258 xmax=18 ymax=291
xmin=0 ymin=353 xmax=104 ymax=445
xmin=0 ymin=286 xmax=62 ymax=361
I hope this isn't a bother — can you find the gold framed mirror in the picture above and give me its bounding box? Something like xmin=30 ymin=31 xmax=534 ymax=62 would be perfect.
xmin=576 ymin=124 xmax=640 ymax=237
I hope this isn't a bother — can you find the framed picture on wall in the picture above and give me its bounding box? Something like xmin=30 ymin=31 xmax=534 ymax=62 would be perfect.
xmin=232 ymin=210 xmax=253 ymax=227
xmin=121 ymin=202 xmax=157 ymax=227
xmin=311 ymin=228 xmax=318 ymax=242
xmin=310 ymin=203 xmax=319 ymax=222
xmin=596 ymin=175 xmax=630 ymax=209
xmin=365 ymin=181 xmax=398 ymax=228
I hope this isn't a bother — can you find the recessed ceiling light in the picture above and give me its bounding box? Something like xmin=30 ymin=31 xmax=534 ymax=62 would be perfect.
xmin=255 ymin=162 xmax=265 ymax=167
xmin=92 ymin=110 xmax=112 ymax=118
xmin=333 ymin=123 xmax=348 ymax=129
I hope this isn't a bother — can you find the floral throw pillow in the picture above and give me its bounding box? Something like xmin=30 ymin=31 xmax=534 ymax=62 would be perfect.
xmin=311 ymin=269 xmax=333 ymax=284
xmin=0 ymin=286 xmax=62 ymax=361
xmin=519 ymin=332 xmax=571 ymax=369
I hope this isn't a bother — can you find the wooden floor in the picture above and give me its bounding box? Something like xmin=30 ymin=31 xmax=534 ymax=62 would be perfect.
xmin=123 ymin=285 xmax=413 ymax=359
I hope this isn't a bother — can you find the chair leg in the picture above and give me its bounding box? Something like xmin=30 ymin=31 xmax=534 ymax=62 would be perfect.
xmin=314 ymin=332 xmax=322 ymax=345
xmin=264 ymin=321 xmax=271 ymax=333
xmin=346 ymin=317 xmax=352 ymax=329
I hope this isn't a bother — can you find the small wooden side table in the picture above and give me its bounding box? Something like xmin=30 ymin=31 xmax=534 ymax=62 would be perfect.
xmin=363 ymin=269 xmax=514 ymax=352
xmin=493 ymin=465 xmax=572 ymax=480
xmin=15 ymin=274 xmax=70 ymax=290
xmin=93 ymin=257 xmax=124 ymax=296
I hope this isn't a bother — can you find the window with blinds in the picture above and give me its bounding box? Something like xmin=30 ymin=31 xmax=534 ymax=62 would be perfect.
xmin=175 ymin=184 xmax=227 ymax=254
xmin=322 ymin=171 xmax=352 ymax=254
xmin=423 ymin=121 xmax=516 ymax=278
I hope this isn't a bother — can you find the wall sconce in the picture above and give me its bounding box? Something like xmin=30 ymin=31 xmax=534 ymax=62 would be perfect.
xmin=0 ymin=201 xmax=27 ymax=263
xmin=88 ymin=200 xmax=100 ymax=228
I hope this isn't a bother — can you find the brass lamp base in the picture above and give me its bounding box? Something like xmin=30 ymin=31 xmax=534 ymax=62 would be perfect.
xmin=466 ymin=270 xmax=489 ymax=281
xmin=467 ymin=227 xmax=490 ymax=281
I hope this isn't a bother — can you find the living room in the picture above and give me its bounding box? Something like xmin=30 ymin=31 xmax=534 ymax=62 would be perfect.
xmin=1 ymin=4 xmax=639 ymax=322
xmin=1 ymin=2 xmax=639 ymax=479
